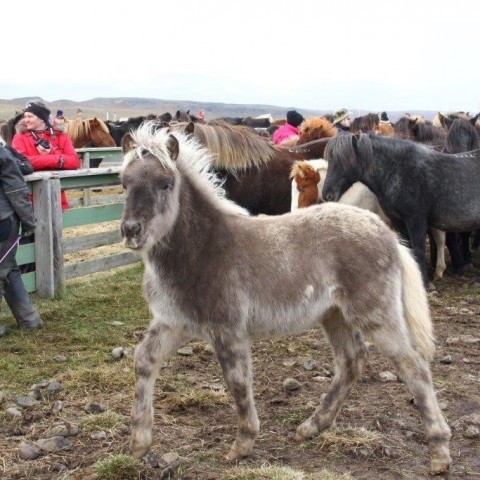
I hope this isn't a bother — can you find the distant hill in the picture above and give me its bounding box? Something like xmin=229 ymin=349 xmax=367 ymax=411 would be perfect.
xmin=0 ymin=96 xmax=437 ymax=122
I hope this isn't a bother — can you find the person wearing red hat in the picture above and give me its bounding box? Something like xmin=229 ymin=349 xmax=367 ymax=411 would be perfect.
xmin=12 ymin=101 xmax=80 ymax=210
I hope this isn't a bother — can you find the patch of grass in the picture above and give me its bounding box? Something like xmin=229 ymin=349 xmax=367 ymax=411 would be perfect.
xmin=306 ymin=426 xmax=385 ymax=455
xmin=163 ymin=389 xmax=230 ymax=413
xmin=222 ymin=465 xmax=306 ymax=480
xmin=221 ymin=465 xmax=352 ymax=480
xmin=281 ymin=404 xmax=315 ymax=425
xmin=79 ymin=410 xmax=128 ymax=433
xmin=0 ymin=264 xmax=148 ymax=395
xmin=94 ymin=453 xmax=146 ymax=480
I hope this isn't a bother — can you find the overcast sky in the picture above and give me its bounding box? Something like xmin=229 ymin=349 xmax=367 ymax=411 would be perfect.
xmin=2 ymin=0 xmax=478 ymax=114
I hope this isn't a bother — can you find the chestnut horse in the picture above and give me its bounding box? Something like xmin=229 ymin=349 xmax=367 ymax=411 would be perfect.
xmin=120 ymin=123 xmax=451 ymax=475
xmin=65 ymin=117 xmax=116 ymax=148
xmin=296 ymin=117 xmax=337 ymax=145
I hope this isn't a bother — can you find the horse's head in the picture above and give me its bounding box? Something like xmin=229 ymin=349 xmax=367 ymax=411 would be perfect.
xmin=120 ymin=127 xmax=181 ymax=251
xmin=89 ymin=118 xmax=116 ymax=147
xmin=290 ymin=161 xmax=321 ymax=208
xmin=297 ymin=117 xmax=337 ymax=145
xmin=444 ymin=115 xmax=480 ymax=153
xmin=322 ymin=133 xmax=367 ymax=202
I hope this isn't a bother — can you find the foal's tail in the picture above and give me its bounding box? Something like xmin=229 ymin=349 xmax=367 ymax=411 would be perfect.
xmin=398 ymin=244 xmax=435 ymax=362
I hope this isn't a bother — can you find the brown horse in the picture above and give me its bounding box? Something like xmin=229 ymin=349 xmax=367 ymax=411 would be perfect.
xmin=350 ymin=112 xmax=380 ymax=134
xmin=120 ymin=123 xmax=451 ymax=475
xmin=394 ymin=116 xmax=447 ymax=150
xmin=64 ymin=117 xmax=116 ymax=148
xmin=169 ymin=121 xmax=323 ymax=215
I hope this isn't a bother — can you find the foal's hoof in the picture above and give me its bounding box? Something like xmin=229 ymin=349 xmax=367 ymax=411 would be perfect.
xmin=130 ymin=441 xmax=150 ymax=459
xmin=429 ymin=459 xmax=450 ymax=476
xmin=429 ymin=447 xmax=452 ymax=475
xmin=295 ymin=419 xmax=319 ymax=441
xmin=225 ymin=439 xmax=254 ymax=461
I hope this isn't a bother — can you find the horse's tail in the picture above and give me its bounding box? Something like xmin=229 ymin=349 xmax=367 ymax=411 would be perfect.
xmin=398 ymin=243 xmax=435 ymax=362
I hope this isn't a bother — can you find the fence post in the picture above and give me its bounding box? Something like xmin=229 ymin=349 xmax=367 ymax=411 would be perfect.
xmin=80 ymin=151 xmax=92 ymax=206
xmin=32 ymin=177 xmax=64 ymax=298
xmin=32 ymin=178 xmax=55 ymax=298
xmin=51 ymin=179 xmax=65 ymax=298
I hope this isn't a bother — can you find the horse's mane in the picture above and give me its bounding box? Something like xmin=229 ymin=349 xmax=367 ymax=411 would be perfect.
xmin=92 ymin=117 xmax=110 ymax=134
xmin=123 ymin=122 xmax=249 ymax=215
xmin=66 ymin=118 xmax=90 ymax=142
xmin=289 ymin=159 xmax=328 ymax=179
xmin=299 ymin=117 xmax=337 ymax=137
xmin=415 ymin=121 xmax=446 ymax=143
xmin=173 ymin=121 xmax=275 ymax=171
xmin=350 ymin=113 xmax=379 ymax=133
xmin=393 ymin=117 xmax=415 ymax=139
xmin=444 ymin=117 xmax=480 ymax=153
xmin=325 ymin=133 xmax=374 ymax=172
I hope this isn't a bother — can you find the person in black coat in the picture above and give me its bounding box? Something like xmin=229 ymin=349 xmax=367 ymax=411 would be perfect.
xmin=0 ymin=145 xmax=42 ymax=335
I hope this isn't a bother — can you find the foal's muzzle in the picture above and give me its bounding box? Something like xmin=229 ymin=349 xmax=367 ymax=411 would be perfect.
xmin=121 ymin=220 xmax=142 ymax=249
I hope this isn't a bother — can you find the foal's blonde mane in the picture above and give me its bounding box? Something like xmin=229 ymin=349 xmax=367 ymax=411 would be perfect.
xmin=174 ymin=122 xmax=276 ymax=171
xmin=122 ymin=123 xmax=250 ymax=215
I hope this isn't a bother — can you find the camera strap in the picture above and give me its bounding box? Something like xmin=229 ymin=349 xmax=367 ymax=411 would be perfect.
xmin=29 ymin=128 xmax=55 ymax=142
xmin=29 ymin=130 xmax=43 ymax=142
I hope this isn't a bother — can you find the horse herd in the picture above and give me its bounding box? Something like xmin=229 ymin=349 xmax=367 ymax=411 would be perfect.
xmin=4 ymin=106 xmax=480 ymax=474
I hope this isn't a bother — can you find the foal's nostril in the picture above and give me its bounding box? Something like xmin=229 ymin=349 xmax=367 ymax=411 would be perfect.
xmin=121 ymin=220 xmax=141 ymax=238
xmin=324 ymin=192 xmax=332 ymax=202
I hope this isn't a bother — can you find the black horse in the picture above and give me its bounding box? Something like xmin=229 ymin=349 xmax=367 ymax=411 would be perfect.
xmin=441 ymin=113 xmax=480 ymax=272
xmin=322 ymin=132 xmax=480 ymax=286
xmin=106 ymin=112 xmax=173 ymax=146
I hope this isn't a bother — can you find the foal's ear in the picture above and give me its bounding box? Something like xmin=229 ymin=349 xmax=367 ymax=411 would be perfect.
xmin=470 ymin=114 xmax=479 ymax=126
xmin=121 ymin=133 xmax=136 ymax=153
xmin=185 ymin=122 xmax=195 ymax=135
xmin=166 ymin=134 xmax=179 ymax=161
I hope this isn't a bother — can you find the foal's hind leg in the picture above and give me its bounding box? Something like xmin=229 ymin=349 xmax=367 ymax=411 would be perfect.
xmin=372 ymin=329 xmax=452 ymax=475
xmin=130 ymin=322 xmax=192 ymax=459
xmin=296 ymin=309 xmax=368 ymax=440
xmin=213 ymin=333 xmax=260 ymax=461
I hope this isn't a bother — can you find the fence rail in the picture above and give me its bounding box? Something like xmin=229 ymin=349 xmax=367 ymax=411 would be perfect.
xmin=16 ymin=147 xmax=141 ymax=298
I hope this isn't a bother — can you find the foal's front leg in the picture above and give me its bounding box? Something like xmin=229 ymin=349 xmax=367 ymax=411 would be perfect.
xmin=213 ymin=334 xmax=259 ymax=461
xmin=131 ymin=322 xmax=191 ymax=458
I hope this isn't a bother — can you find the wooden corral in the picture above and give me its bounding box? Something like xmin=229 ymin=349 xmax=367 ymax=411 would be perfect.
xmin=16 ymin=147 xmax=139 ymax=298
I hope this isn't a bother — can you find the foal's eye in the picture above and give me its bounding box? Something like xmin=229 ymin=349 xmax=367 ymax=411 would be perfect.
xmin=160 ymin=180 xmax=173 ymax=191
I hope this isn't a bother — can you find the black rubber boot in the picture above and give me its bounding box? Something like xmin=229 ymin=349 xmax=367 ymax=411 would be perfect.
xmin=4 ymin=267 xmax=43 ymax=329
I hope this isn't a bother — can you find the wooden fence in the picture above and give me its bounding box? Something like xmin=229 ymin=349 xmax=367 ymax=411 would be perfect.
xmin=16 ymin=147 xmax=141 ymax=298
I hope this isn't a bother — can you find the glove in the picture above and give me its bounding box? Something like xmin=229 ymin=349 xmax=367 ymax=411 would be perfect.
xmin=21 ymin=223 xmax=36 ymax=237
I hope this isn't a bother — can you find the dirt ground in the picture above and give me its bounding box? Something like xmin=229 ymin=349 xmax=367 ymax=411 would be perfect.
xmin=1 ymin=254 xmax=479 ymax=479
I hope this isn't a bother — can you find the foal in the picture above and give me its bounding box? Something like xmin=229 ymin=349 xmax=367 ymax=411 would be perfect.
xmin=120 ymin=124 xmax=451 ymax=475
